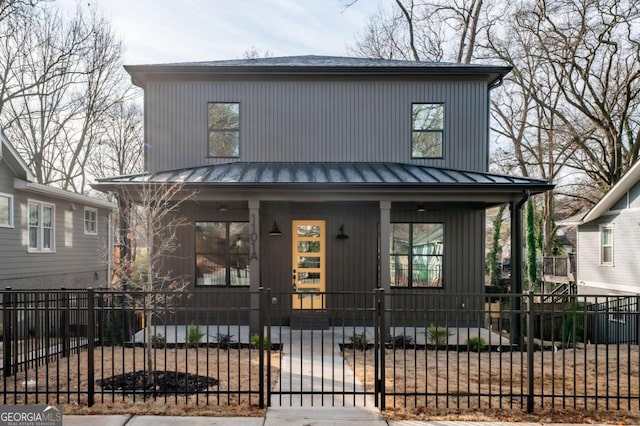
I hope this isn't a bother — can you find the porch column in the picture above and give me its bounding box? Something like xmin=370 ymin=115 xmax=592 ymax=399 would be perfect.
xmin=249 ymin=199 xmax=260 ymax=334
xmin=379 ymin=201 xmax=391 ymax=292
xmin=510 ymin=195 xmax=527 ymax=346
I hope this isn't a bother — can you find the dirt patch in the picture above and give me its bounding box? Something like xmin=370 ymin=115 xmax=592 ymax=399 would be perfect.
xmin=344 ymin=344 xmax=640 ymax=423
xmin=2 ymin=346 xmax=279 ymax=416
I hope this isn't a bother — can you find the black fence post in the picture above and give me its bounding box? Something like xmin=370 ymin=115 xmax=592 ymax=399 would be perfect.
xmin=377 ymin=288 xmax=386 ymax=411
xmin=60 ymin=288 xmax=70 ymax=358
xmin=87 ymin=288 xmax=95 ymax=407
xmin=266 ymin=287 xmax=272 ymax=407
xmin=258 ymin=287 xmax=265 ymax=409
xmin=3 ymin=287 xmax=12 ymax=377
xmin=526 ymin=290 xmax=535 ymax=413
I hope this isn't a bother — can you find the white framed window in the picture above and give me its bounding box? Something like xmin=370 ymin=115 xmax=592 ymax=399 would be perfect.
xmin=0 ymin=192 xmax=13 ymax=227
xmin=412 ymin=103 xmax=444 ymax=159
xmin=28 ymin=200 xmax=55 ymax=252
xmin=600 ymin=224 xmax=613 ymax=265
xmin=84 ymin=207 xmax=97 ymax=235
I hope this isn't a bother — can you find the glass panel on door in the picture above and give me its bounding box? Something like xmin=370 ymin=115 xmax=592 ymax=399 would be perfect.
xmin=292 ymin=220 xmax=325 ymax=310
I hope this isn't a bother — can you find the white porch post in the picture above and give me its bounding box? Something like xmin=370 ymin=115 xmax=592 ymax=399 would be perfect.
xmin=249 ymin=199 xmax=260 ymax=333
xmin=380 ymin=201 xmax=391 ymax=292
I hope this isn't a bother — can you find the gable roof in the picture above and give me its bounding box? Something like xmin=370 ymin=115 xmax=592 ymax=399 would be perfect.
xmin=125 ymin=55 xmax=511 ymax=88
xmin=1 ymin=129 xmax=114 ymax=210
xmin=1 ymin=130 xmax=34 ymax=181
xmin=582 ymin=160 xmax=640 ymax=223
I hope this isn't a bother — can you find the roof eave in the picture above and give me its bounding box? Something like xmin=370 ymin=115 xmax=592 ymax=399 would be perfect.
xmin=16 ymin=179 xmax=116 ymax=209
xmin=582 ymin=161 xmax=640 ymax=223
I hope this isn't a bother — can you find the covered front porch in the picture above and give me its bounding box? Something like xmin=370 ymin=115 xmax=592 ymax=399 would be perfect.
xmin=93 ymin=162 xmax=553 ymax=332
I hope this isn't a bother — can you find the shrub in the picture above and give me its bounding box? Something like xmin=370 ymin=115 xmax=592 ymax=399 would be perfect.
xmin=561 ymin=302 xmax=585 ymax=347
xmin=103 ymin=311 xmax=123 ymax=346
xmin=216 ymin=333 xmax=234 ymax=349
xmin=467 ymin=336 xmax=486 ymax=352
xmin=350 ymin=332 xmax=369 ymax=351
xmin=187 ymin=324 xmax=205 ymax=348
xmin=425 ymin=324 xmax=452 ymax=347
xmin=0 ymin=324 xmax=3 ymax=339
xmin=151 ymin=334 xmax=166 ymax=349
xmin=250 ymin=333 xmax=270 ymax=349
xmin=385 ymin=334 xmax=415 ymax=348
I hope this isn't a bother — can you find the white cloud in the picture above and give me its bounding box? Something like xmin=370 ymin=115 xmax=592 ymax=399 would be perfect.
xmin=65 ymin=0 xmax=383 ymax=64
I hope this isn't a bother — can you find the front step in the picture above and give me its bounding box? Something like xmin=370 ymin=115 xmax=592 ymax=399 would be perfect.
xmin=290 ymin=311 xmax=330 ymax=330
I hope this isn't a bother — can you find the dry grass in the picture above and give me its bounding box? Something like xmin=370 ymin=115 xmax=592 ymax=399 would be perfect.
xmin=344 ymin=345 xmax=640 ymax=423
xmin=1 ymin=346 xmax=280 ymax=415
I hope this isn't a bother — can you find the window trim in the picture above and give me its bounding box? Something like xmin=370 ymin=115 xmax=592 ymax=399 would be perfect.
xmin=599 ymin=224 xmax=613 ymax=266
xmin=27 ymin=199 xmax=56 ymax=253
xmin=207 ymin=102 xmax=240 ymax=158
xmin=411 ymin=102 xmax=445 ymax=160
xmin=195 ymin=221 xmax=250 ymax=287
xmin=0 ymin=192 xmax=14 ymax=228
xmin=84 ymin=207 xmax=98 ymax=235
xmin=390 ymin=222 xmax=444 ymax=289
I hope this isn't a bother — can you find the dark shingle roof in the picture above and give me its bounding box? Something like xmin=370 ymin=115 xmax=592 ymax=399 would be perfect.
xmin=95 ymin=162 xmax=550 ymax=190
xmin=124 ymin=55 xmax=511 ymax=88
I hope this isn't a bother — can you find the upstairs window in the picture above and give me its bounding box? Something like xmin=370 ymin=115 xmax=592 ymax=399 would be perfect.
xmin=84 ymin=207 xmax=97 ymax=235
xmin=600 ymin=224 xmax=613 ymax=265
xmin=208 ymin=102 xmax=240 ymax=157
xmin=28 ymin=201 xmax=54 ymax=252
xmin=195 ymin=222 xmax=250 ymax=286
xmin=0 ymin=193 xmax=13 ymax=227
xmin=390 ymin=223 xmax=444 ymax=288
xmin=412 ymin=103 xmax=444 ymax=158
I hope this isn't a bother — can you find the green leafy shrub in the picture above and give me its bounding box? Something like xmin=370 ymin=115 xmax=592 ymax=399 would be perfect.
xmin=561 ymin=302 xmax=585 ymax=347
xmin=467 ymin=336 xmax=487 ymax=352
xmin=187 ymin=324 xmax=205 ymax=348
xmin=250 ymin=333 xmax=270 ymax=349
xmin=0 ymin=324 xmax=3 ymax=339
xmin=425 ymin=324 xmax=452 ymax=347
xmin=350 ymin=332 xmax=369 ymax=351
xmin=103 ymin=311 xmax=123 ymax=346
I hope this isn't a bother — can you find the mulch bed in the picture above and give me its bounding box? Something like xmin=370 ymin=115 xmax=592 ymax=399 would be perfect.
xmin=97 ymin=370 xmax=219 ymax=394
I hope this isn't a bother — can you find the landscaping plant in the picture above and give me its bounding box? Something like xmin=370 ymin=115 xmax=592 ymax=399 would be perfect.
xmin=425 ymin=324 xmax=452 ymax=347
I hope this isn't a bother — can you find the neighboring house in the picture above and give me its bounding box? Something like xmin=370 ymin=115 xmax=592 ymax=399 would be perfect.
xmin=576 ymin=160 xmax=640 ymax=296
xmin=93 ymin=56 xmax=552 ymax=327
xmin=0 ymin=131 xmax=115 ymax=289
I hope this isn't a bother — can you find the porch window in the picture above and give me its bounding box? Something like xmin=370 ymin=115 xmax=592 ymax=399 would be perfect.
xmin=412 ymin=103 xmax=443 ymax=158
xmin=390 ymin=223 xmax=443 ymax=288
xmin=208 ymin=102 xmax=240 ymax=157
xmin=0 ymin=192 xmax=13 ymax=227
xmin=195 ymin=221 xmax=250 ymax=286
xmin=28 ymin=200 xmax=55 ymax=252
xmin=600 ymin=225 xmax=613 ymax=265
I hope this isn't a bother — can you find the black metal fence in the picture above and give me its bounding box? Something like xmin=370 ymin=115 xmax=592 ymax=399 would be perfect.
xmin=1 ymin=288 xmax=639 ymax=413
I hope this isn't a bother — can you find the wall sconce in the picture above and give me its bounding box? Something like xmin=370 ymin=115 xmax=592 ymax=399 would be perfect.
xmin=336 ymin=224 xmax=349 ymax=239
xmin=269 ymin=220 xmax=282 ymax=236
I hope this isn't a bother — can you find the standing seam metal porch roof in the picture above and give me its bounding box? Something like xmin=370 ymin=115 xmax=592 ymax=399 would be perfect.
xmin=94 ymin=162 xmax=551 ymax=192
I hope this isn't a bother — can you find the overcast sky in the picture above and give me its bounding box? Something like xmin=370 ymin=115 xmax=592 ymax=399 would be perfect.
xmin=59 ymin=0 xmax=385 ymax=65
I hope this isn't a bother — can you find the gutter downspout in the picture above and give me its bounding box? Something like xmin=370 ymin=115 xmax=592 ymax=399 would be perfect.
xmin=486 ymin=75 xmax=504 ymax=171
xmin=511 ymin=190 xmax=530 ymax=346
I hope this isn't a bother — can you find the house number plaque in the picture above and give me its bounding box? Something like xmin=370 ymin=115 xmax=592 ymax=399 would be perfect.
xmin=250 ymin=213 xmax=258 ymax=261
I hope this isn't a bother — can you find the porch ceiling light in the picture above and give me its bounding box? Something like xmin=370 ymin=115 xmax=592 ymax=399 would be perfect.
xmin=416 ymin=204 xmax=426 ymax=212
xmin=336 ymin=224 xmax=349 ymax=240
xmin=269 ymin=220 xmax=282 ymax=236
xmin=218 ymin=204 xmax=228 ymax=212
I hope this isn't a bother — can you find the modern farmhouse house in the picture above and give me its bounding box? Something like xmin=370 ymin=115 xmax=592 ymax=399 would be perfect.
xmin=93 ymin=56 xmax=552 ymax=326
xmin=0 ymin=131 xmax=115 ymax=289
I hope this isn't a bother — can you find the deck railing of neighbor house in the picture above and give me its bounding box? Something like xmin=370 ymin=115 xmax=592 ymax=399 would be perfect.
xmin=1 ymin=287 xmax=639 ymax=414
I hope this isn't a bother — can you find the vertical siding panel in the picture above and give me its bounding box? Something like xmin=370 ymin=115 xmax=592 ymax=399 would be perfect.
xmin=145 ymin=78 xmax=490 ymax=173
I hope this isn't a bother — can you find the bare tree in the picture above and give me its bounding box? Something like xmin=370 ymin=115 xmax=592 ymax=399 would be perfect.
xmin=111 ymin=181 xmax=197 ymax=383
xmin=87 ymin=100 xmax=144 ymax=180
xmin=0 ymin=1 xmax=128 ymax=193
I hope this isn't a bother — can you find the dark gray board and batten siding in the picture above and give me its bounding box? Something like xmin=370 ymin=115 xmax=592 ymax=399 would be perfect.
xmin=166 ymin=201 xmax=484 ymax=325
xmin=144 ymin=78 xmax=489 ymax=173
